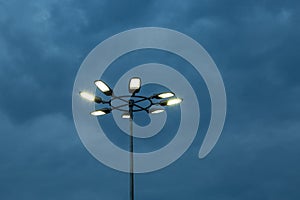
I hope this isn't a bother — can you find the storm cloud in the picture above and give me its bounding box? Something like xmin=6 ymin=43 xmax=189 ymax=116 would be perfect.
xmin=0 ymin=0 xmax=300 ymax=199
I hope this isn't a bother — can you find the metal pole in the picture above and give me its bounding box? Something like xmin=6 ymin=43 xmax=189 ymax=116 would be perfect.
xmin=129 ymin=100 xmax=134 ymax=200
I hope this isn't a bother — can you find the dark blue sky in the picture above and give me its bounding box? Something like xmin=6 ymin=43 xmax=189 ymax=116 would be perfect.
xmin=1 ymin=0 xmax=300 ymax=199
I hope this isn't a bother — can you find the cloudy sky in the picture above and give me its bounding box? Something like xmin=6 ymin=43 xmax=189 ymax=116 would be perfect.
xmin=1 ymin=0 xmax=300 ymax=199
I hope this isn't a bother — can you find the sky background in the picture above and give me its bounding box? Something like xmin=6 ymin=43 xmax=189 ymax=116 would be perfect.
xmin=1 ymin=0 xmax=300 ymax=199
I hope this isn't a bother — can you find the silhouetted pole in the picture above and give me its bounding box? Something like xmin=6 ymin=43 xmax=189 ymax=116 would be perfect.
xmin=129 ymin=100 xmax=134 ymax=200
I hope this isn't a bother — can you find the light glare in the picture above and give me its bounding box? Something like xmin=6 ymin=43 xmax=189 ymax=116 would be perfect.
xmin=91 ymin=110 xmax=106 ymax=116
xmin=95 ymin=80 xmax=110 ymax=92
xmin=121 ymin=113 xmax=130 ymax=119
xmin=129 ymin=77 xmax=141 ymax=93
xmin=167 ymin=98 xmax=182 ymax=106
xmin=80 ymin=91 xmax=95 ymax=102
xmin=149 ymin=108 xmax=165 ymax=114
xmin=157 ymin=92 xmax=174 ymax=99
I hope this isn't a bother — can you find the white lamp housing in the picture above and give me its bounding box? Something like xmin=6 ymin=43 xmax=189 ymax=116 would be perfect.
xmin=79 ymin=91 xmax=95 ymax=102
xmin=154 ymin=92 xmax=175 ymax=99
xmin=149 ymin=108 xmax=165 ymax=114
xmin=121 ymin=112 xmax=131 ymax=119
xmin=90 ymin=108 xmax=111 ymax=116
xmin=160 ymin=98 xmax=183 ymax=106
xmin=79 ymin=91 xmax=102 ymax=103
xmin=129 ymin=77 xmax=141 ymax=93
xmin=94 ymin=80 xmax=113 ymax=96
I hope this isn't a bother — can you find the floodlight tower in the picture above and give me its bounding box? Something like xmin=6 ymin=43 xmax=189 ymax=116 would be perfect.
xmin=80 ymin=78 xmax=182 ymax=200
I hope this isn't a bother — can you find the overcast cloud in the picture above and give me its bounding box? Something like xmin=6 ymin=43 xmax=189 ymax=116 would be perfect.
xmin=0 ymin=0 xmax=300 ymax=199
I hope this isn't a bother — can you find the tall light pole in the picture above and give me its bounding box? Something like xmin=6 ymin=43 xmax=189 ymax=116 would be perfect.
xmin=79 ymin=77 xmax=182 ymax=200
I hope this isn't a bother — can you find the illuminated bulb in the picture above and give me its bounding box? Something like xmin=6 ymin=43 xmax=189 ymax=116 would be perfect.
xmin=94 ymin=80 xmax=113 ymax=96
xmin=129 ymin=77 xmax=141 ymax=93
xmin=149 ymin=108 xmax=165 ymax=114
xmin=160 ymin=98 xmax=183 ymax=106
xmin=166 ymin=98 xmax=182 ymax=106
xmin=157 ymin=92 xmax=174 ymax=99
xmin=91 ymin=110 xmax=106 ymax=116
xmin=79 ymin=91 xmax=95 ymax=102
xmin=121 ymin=113 xmax=131 ymax=119
xmin=90 ymin=108 xmax=111 ymax=116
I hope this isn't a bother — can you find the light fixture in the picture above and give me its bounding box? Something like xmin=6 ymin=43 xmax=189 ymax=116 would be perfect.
xmin=129 ymin=77 xmax=141 ymax=93
xmin=160 ymin=98 xmax=183 ymax=106
xmin=80 ymin=77 xmax=183 ymax=200
xmin=90 ymin=108 xmax=111 ymax=116
xmin=94 ymin=80 xmax=113 ymax=96
xmin=121 ymin=112 xmax=131 ymax=119
xmin=149 ymin=108 xmax=165 ymax=114
xmin=153 ymin=92 xmax=175 ymax=99
xmin=79 ymin=91 xmax=102 ymax=103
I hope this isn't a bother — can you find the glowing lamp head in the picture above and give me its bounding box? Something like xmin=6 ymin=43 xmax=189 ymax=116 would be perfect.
xmin=79 ymin=91 xmax=102 ymax=103
xmin=160 ymin=98 xmax=183 ymax=106
xmin=153 ymin=92 xmax=175 ymax=99
xmin=90 ymin=108 xmax=111 ymax=116
xmin=129 ymin=77 xmax=141 ymax=93
xmin=121 ymin=112 xmax=131 ymax=119
xmin=94 ymin=80 xmax=113 ymax=96
xmin=149 ymin=108 xmax=165 ymax=114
